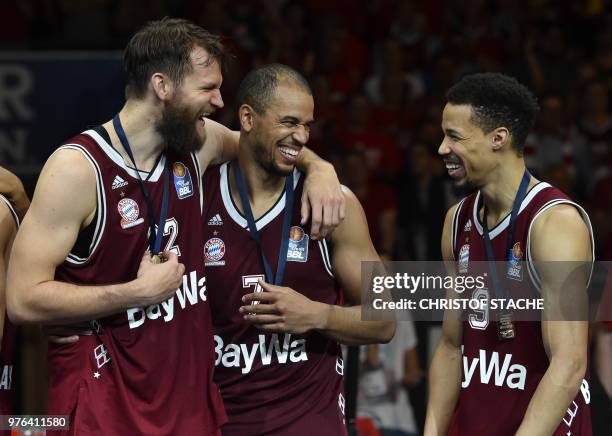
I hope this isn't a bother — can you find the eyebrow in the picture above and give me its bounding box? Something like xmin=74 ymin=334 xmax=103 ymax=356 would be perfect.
xmin=444 ymin=128 xmax=463 ymax=137
xmin=280 ymin=116 xmax=315 ymax=125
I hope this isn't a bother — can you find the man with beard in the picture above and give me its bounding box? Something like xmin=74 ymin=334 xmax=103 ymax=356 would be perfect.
xmin=203 ymin=64 xmax=395 ymax=435
xmin=424 ymin=73 xmax=594 ymax=435
xmin=6 ymin=19 xmax=343 ymax=435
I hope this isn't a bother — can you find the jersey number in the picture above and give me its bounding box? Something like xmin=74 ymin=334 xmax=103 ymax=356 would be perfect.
xmin=151 ymin=218 xmax=180 ymax=256
xmin=468 ymin=287 xmax=489 ymax=330
xmin=242 ymin=275 xmax=265 ymax=305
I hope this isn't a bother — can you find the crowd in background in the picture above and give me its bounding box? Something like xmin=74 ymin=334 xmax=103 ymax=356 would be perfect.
xmin=1 ymin=1 xmax=611 ymax=434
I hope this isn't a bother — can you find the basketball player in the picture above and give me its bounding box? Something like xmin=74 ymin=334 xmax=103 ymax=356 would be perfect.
xmin=0 ymin=173 xmax=24 ymax=418
xmin=6 ymin=19 xmax=344 ymax=435
xmin=202 ymin=64 xmax=396 ymax=436
xmin=424 ymin=73 xmax=593 ymax=435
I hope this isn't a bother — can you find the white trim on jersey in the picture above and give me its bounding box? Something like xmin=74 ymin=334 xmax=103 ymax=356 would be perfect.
xmin=219 ymin=162 xmax=301 ymax=231
xmin=83 ymin=129 xmax=167 ymax=182
xmin=472 ymin=182 xmax=552 ymax=239
xmin=0 ymin=194 xmax=20 ymax=228
xmin=450 ymin=198 xmax=467 ymax=261
xmin=526 ymin=199 xmax=595 ymax=292
xmin=317 ymin=239 xmax=334 ymax=277
xmin=190 ymin=152 xmax=204 ymax=215
xmin=55 ymin=144 xmax=107 ymax=264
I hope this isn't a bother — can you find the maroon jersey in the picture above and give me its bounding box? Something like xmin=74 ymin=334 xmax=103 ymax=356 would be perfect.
xmin=0 ymin=196 xmax=18 ymax=416
xmin=48 ymin=128 xmax=226 ymax=435
xmin=449 ymin=181 xmax=594 ymax=436
xmin=203 ymin=163 xmax=347 ymax=436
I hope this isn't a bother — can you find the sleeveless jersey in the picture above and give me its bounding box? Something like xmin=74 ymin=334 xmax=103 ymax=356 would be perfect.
xmin=0 ymin=195 xmax=18 ymax=417
xmin=48 ymin=129 xmax=226 ymax=435
xmin=203 ymin=162 xmax=347 ymax=436
xmin=448 ymin=181 xmax=594 ymax=436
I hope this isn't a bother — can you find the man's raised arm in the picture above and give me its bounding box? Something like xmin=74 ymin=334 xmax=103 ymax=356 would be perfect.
xmin=7 ymin=149 xmax=184 ymax=325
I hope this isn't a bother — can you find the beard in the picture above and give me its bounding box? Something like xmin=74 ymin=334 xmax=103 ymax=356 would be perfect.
xmin=252 ymin=139 xmax=293 ymax=177
xmin=155 ymin=101 xmax=205 ymax=155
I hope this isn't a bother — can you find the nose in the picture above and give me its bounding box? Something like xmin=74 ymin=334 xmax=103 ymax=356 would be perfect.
xmin=211 ymin=89 xmax=224 ymax=109
xmin=438 ymin=137 xmax=451 ymax=156
xmin=292 ymin=124 xmax=309 ymax=145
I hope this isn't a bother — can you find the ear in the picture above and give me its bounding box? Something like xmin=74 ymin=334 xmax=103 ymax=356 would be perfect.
xmin=239 ymin=104 xmax=256 ymax=133
xmin=491 ymin=127 xmax=510 ymax=151
xmin=150 ymin=73 xmax=175 ymax=101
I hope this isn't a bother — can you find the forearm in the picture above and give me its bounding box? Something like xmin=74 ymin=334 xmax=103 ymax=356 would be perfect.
xmin=8 ymin=278 xmax=144 ymax=325
xmin=316 ymin=304 xmax=395 ymax=345
xmin=424 ymin=339 xmax=462 ymax=436
xmin=515 ymin=356 xmax=585 ymax=436
xmin=296 ymin=147 xmax=331 ymax=174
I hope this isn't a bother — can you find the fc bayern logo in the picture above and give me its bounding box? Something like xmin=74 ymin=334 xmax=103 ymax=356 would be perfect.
xmin=204 ymin=237 xmax=226 ymax=262
xmin=117 ymin=198 xmax=140 ymax=222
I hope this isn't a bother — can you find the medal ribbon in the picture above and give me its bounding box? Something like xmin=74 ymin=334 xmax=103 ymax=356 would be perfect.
xmin=480 ymin=169 xmax=531 ymax=334
xmin=113 ymin=114 xmax=170 ymax=253
xmin=234 ymin=161 xmax=294 ymax=286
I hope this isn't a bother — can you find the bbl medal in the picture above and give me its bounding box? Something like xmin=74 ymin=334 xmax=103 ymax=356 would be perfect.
xmin=497 ymin=312 xmax=515 ymax=340
xmin=151 ymin=253 xmax=165 ymax=264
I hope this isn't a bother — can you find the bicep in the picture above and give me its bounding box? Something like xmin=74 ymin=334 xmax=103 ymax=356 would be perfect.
xmin=440 ymin=203 xmax=463 ymax=346
xmin=331 ymin=191 xmax=380 ymax=305
xmin=9 ymin=150 xmax=96 ymax=286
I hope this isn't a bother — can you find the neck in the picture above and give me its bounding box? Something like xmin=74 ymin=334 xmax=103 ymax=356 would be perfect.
xmin=480 ymin=158 xmax=529 ymax=223
xmin=230 ymin=146 xmax=287 ymax=218
xmin=105 ymin=100 xmax=165 ymax=171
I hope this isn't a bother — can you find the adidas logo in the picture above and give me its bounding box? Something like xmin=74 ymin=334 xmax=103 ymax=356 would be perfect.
xmin=112 ymin=175 xmax=128 ymax=190
xmin=464 ymin=219 xmax=472 ymax=232
xmin=208 ymin=213 xmax=223 ymax=226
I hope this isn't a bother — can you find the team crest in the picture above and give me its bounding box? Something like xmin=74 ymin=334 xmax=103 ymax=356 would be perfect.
xmin=118 ymin=198 xmax=144 ymax=229
xmin=172 ymin=162 xmax=193 ymax=199
xmin=205 ymin=237 xmax=226 ymax=266
xmin=506 ymin=242 xmax=523 ymax=281
xmin=458 ymin=244 xmax=470 ymax=274
xmin=287 ymin=226 xmax=309 ymax=262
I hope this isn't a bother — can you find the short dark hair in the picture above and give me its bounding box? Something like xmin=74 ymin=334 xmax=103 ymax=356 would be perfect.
xmin=124 ymin=17 xmax=224 ymax=99
xmin=446 ymin=73 xmax=539 ymax=154
xmin=236 ymin=64 xmax=312 ymax=114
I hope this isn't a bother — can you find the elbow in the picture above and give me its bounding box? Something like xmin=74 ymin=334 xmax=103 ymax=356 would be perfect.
xmin=378 ymin=321 xmax=396 ymax=344
xmin=551 ymin=353 xmax=587 ymax=391
xmin=6 ymin=288 xmax=39 ymax=325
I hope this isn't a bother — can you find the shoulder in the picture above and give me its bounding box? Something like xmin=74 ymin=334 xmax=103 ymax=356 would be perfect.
xmin=530 ymin=203 xmax=592 ymax=262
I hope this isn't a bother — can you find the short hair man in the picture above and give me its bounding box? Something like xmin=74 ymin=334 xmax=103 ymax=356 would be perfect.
xmin=425 ymin=73 xmax=594 ymax=435
xmin=202 ymin=64 xmax=395 ymax=435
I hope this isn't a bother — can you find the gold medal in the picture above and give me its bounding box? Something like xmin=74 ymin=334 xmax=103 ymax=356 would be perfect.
xmin=151 ymin=253 xmax=165 ymax=264
xmin=497 ymin=313 xmax=515 ymax=340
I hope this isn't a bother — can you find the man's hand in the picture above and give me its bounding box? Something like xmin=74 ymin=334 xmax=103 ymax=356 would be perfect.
xmin=133 ymin=251 xmax=185 ymax=307
xmin=301 ymin=161 xmax=345 ymax=240
xmin=0 ymin=166 xmax=30 ymax=219
xmin=240 ymin=280 xmax=328 ymax=334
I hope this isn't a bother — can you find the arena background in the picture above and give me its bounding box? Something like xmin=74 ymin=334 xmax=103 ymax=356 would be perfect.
xmin=0 ymin=1 xmax=611 ymax=434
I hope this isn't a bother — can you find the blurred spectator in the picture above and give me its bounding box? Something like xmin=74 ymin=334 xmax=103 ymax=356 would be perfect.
xmin=337 ymin=93 xmax=403 ymax=180
xmin=357 ymin=322 xmax=421 ymax=436
xmin=341 ymin=149 xmax=397 ymax=261
xmin=573 ymin=80 xmax=612 ymax=194
xmin=395 ymin=143 xmax=454 ymax=261
xmin=523 ymin=95 xmax=576 ymax=184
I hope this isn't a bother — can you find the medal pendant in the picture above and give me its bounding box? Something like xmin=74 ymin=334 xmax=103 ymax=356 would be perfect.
xmin=151 ymin=253 xmax=165 ymax=264
xmin=497 ymin=313 xmax=516 ymax=340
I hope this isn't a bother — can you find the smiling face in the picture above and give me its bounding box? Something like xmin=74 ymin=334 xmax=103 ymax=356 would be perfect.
xmin=438 ymin=103 xmax=500 ymax=188
xmin=156 ymin=46 xmax=224 ymax=154
xmin=245 ymin=83 xmax=314 ymax=176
